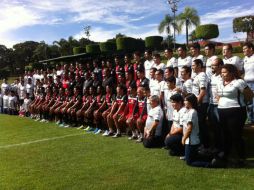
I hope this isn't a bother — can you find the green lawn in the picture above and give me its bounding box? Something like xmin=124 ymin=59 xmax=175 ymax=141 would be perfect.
xmin=0 ymin=114 xmax=254 ymax=190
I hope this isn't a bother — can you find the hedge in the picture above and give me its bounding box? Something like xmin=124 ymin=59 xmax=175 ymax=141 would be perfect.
xmin=116 ymin=37 xmax=136 ymax=52
xmin=86 ymin=44 xmax=101 ymax=54
xmin=100 ymin=42 xmax=116 ymax=53
xmin=0 ymin=68 xmax=10 ymax=79
xmin=145 ymin=36 xmax=163 ymax=50
xmin=73 ymin=47 xmax=85 ymax=55
xmin=195 ymin=24 xmax=219 ymax=40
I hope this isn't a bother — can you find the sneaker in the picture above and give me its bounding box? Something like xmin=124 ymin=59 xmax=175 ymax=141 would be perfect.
xmin=35 ymin=118 xmax=41 ymax=121
xmin=128 ymin=135 xmax=138 ymax=140
xmin=84 ymin=126 xmax=91 ymax=131
xmin=112 ymin=133 xmax=121 ymax=138
xmin=39 ymin=119 xmax=45 ymax=122
xmin=95 ymin=129 xmax=102 ymax=134
xmin=180 ymin=156 xmax=185 ymax=160
xmin=77 ymin=125 xmax=84 ymax=129
xmin=102 ymin=130 xmax=109 ymax=136
xmin=56 ymin=120 xmax=61 ymax=125
xmin=93 ymin=128 xmax=99 ymax=134
xmin=64 ymin=125 xmax=70 ymax=128
xmin=59 ymin=123 xmax=65 ymax=127
xmin=136 ymin=137 xmax=143 ymax=143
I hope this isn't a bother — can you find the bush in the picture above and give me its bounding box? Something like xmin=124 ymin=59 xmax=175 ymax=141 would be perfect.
xmin=195 ymin=24 xmax=219 ymax=40
xmin=24 ymin=65 xmax=33 ymax=71
xmin=86 ymin=44 xmax=101 ymax=54
xmin=145 ymin=36 xmax=163 ymax=50
xmin=73 ymin=47 xmax=85 ymax=55
xmin=0 ymin=68 xmax=10 ymax=79
xmin=215 ymin=48 xmax=222 ymax=55
xmin=100 ymin=42 xmax=116 ymax=53
xmin=232 ymin=46 xmax=242 ymax=53
xmin=116 ymin=37 xmax=136 ymax=52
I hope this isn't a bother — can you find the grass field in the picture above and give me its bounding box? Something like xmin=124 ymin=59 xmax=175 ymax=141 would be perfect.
xmin=1 ymin=114 xmax=254 ymax=190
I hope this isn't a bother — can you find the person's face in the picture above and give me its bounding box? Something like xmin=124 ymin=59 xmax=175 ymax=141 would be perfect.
xmin=164 ymin=50 xmax=172 ymax=59
xmin=221 ymin=68 xmax=232 ymax=81
xmin=134 ymin=54 xmax=140 ymax=62
xmin=184 ymin=100 xmax=192 ymax=109
xmin=205 ymin=47 xmax=214 ymax=57
xmin=124 ymin=56 xmax=130 ymax=64
xmin=177 ymin=48 xmax=185 ymax=57
xmin=89 ymin=87 xmax=94 ymax=95
xmin=243 ymin=46 xmax=252 ymax=57
xmin=171 ymin=101 xmax=182 ymax=110
xmin=106 ymin=61 xmax=112 ymax=68
xmin=144 ymin=52 xmax=151 ymax=60
xmin=137 ymin=71 xmax=144 ymax=79
xmin=149 ymin=98 xmax=157 ymax=108
xmin=222 ymin=46 xmax=231 ymax=57
xmin=150 ymin=70 xmax=155 ymax=79
xmin=97 ymin=86 xmax=101 ymax=94
xmin=211 ymin=60 xmax=220 ymax=74
xmin=181 ymin=69 xmax=188 ymax=80
xmin=167 ymin=81 xmax=175 ymax=90
xmin=118 ymin=75 xmax=124 ymax=83
xmin=106 ymin=86 xmax=111 ymax=93
xmin=191 ymin=62 xmax=198 ymax=73
xmin=164 ymin=69 xmax=172 ymax=79
xmin=116 ymin=87 xmax=122 ymax=95
xmin=153 ymin=56 xmax=160 ymax=64
xmin=115 ymin=58 xmax=120 ymax=65
xmin=190 ymin=47 xmax=198 ymax=56
xmin=155 ymin=71 xmax=162 ymax=81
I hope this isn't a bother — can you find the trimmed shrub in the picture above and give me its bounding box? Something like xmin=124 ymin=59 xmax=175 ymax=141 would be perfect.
xmin=100 ymin=42 xmax=116 ymax=53
xmin=232 ymin=46 xmax=243 ymax=53
xmin=25 ymin=65 xmax=33 ymax=71
xmin=73 ymin=47 xmax=85 ymax=55
xmin=86 ymin=44 xmax=101 ymax=54
xmin=145 ymin=36 xmax=163 ymax=50
xmin=116 ymin=37 xmax=136 ymax=52
xmin=195 ymin=24 xmax=219 ymax=40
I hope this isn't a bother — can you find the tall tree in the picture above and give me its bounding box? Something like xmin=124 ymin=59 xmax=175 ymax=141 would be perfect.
xmin=176 ymin=7 xmax=200 ymax=46
xmin=158 ymin=14 xmax=179 ymax=47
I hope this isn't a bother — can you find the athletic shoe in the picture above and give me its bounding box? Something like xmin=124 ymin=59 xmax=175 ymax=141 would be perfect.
xmin=93 ymin=128 xmax=99 ymax=134
xmin=56 ymin=120 xmax=61 ymax=125
xmin=102 ymin=130 xmax=109 ymax=136
xmin=179 ymin=156 xmax=185 ymax=160
xmin=87 ymin=127 xmax=95 ymax=132
xmin=128 ymin=135 xmax=138 ymax=140
xmin=64 ymin=125 xmax=70 ymax=128
xmin=84 ymin=126 xmax=91 ymax=131
xmin=136 ymin=137 xmax=143 ymax=143
xmin=59 ymin=123 xmax=65 ymax=127
xmin=112 ymin=133 xmax=121 ymax=138
xmin=94 ymin=129 xmax=102 ymax=134
xmin=40 ymin=119 xmax=45 ymax=122
xmin=35 ymin=118 xmax=41 ymax=122
xmin=77 ymin=125 xmax=84 ymax=129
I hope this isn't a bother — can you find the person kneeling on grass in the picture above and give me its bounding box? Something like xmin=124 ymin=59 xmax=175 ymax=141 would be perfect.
xmin=143 ymin=95 xmax=164 ymax=148
xmin=182 ymin=93 xmax=212 ymax=167
xmin=164 ymin=94 xmax=185 ymax=156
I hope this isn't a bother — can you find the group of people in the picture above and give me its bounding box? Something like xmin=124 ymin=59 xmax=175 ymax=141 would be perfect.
xmin=1 ymin=42 xmax=254 ymax=168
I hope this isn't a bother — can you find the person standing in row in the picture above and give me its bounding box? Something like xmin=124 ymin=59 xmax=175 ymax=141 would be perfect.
xmin=177 ymin=46 xmax=192 ymax=78
xmin=204 ymin=43 xmax=218 ymax=79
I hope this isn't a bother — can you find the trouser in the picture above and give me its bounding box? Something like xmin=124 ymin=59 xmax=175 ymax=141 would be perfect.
xmin=143 ymin=136 xmax=164 ymax=148
xmin=164 ymin=134 xmax=184 ymax=155
xmin=185 ymin=144 xmax=210 ymax=167
xmin=208 ymin=104 xmax=223 ymax=150
xmin=246 ymin=82 xmax=254 ymax=123
xmin=218 ymin=107 xmax=247 ymax=160
xmin=197 ymin=103 xmax=209 ymax=148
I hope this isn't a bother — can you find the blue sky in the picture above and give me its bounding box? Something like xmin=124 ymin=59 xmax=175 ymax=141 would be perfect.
xmin=0 ymin=0 xmax=253 ymax=48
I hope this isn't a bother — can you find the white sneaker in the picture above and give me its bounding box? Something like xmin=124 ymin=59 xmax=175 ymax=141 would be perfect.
xmin=35 ymin=118 xmax=41 ymax=121
xmin=64 ymin=125 xmax=70 ymax=128
xmin=77 ymin=125 xmax=84 ymax=129
xmin=102 ymin=130 xmax=109 ymax=136
xmin=180 ymin=156 xmax=185 ymax=160
xmin=95 ymin=129 xmax=102 ymax=134
xmin=56 ymin=120 xmax=61 ymax=125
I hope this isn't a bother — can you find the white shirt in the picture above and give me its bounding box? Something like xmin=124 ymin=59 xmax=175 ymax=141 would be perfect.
xmin=191 ymin=55 xmax=206 ymax=78
xmin=164 ymin=89 xmax=178 ymax=121
xmin=26 ymin=83 xmax=34 ymax=97
xmin=223 ymin=56 xmax=243 ymax=71
xmin=18 ymin=85 xmax=26 ymax=100
xmin=182 ymin=108 xmax=200 ymax=145
xmin=1 ymin=83 xmax=9 ymax=93
xmin=8 ymin=96 xmax=17 ymax=109
xmin=151 ymin=80 xmax=166 ymax=97
xmin=166 ymin=57 xmax=178 ymax=68
xmin=209 ymin=74 xmax=223 ymax=104
xmin=217 ymin=79 xmax=247 ymax=109
xmin=243 ymin=54 xmax=254 ymax=82
xmin=145 ymin=105 xmax=163 ymax=136
xmin=144 ymin=59 xmax=155 ymax=80
xmin=177 ymin=56 xmax=192 ymax=77
xmin=153 ymin=63 xmax=166 ymax=71
xmin=205 ymin=55 xmax=218 ymax=79
xmin=3 ymin=95 xmax=9 ymax=108
xmin=182 ymin=79 xmax=193 ymax=95
xmin=192 ymin=72 xmax=209 ymax=103
xmin=22 ymin=98 xmax=32 ymax=112
xmin=172 ymin=107 xmax=186 ymax=128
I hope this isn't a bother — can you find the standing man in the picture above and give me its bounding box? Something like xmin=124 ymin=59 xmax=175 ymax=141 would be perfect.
xmin=164 ymin=48 xmax=178 ymax=77
xmin=223 ymin=44 xmax=243 ymax=73
xmin=190 ymin=43 xmax=206 ymax=79
xmin=177 ymin=46 xmax=192 ymax=78
xmin=243 ymin=42 xmax=254 ymax=124
xmin=144 ymin=50 xmax=154 ymax=80
xmin=204 ymin=43 xmax=218 ymax=79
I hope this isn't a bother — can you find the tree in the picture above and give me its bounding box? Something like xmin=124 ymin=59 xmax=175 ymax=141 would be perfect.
xmin=233 ymin=15 xmax=254 ymax=41
xmin=195 ymin=24 xmax=219 ymax=40
xmin=176 ymin=6 xmax=200 ymax=46
xmin=84 ymin=25 xmax=91 ymax=40
xmin=158 ymin=14 xmax=179 ymax=47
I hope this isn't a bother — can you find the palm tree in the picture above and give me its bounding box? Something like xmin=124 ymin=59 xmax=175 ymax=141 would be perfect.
xmin=176 ymin=7 xmax=200 ymax=46
xmin=158 ymin=14 xmax=179 ymax=47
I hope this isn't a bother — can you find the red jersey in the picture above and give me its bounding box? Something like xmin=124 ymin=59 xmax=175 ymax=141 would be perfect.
xmin=127 ymin=96 xmax=137 ymax=115
xmin=105 ymin=93 xmax=115 ymax=107
xmin=138 ymin=97 xmax=146 ymax=116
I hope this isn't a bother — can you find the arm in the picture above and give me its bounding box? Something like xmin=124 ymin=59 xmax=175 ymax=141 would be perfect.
xmin=197 ymin=88 xmax=206 ymax=104
xmin=182 ymin=122 xmax=192 ymax=145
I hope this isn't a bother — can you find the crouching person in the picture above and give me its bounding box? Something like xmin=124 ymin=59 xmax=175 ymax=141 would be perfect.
xmin=143 ymin=95 xmax=164 ymax=148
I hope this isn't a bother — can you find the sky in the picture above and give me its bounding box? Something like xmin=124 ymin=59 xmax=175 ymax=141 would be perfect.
xmin=0 ymin=0 xmax=253 ymax=48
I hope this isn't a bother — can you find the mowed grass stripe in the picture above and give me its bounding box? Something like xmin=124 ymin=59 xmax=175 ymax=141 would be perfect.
xmin=1 ymin=115 xmax=254 ymax=190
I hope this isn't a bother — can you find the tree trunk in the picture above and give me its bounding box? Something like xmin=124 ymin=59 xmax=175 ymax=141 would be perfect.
xmin=186 ymin=19 xmax=189 ymax=46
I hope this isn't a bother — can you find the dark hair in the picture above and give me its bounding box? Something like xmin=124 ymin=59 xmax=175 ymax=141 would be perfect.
xmin=165 ymin=48 xmax=173 ymax=53
xmin=153 ymin=53 xmax=161 ymax=59
xmin=221 ymin=64 xmax=240 ymax=79
xmin=214 ymin=58 xmax=224 ymax=66
xmin=193 ymin=59 xmax=204 ymax=68
xmin=185 ymin=93 xmax=198 ymax=110
xmin=223 ymin=44 xmax=233 ymax=51
xmin=150 ymin=67 xmax=157 ymax=72
xmin=189 ymin=42 xmax=200 ymax=50
xmin=170 ymin=94 xmax=184 ymax=104
xmin=243 ymin=42 xmax=254 ymax=49
xmin=133 ymin=51 xmax=141 ymax=57
xmin=165 ymin=67 xmax=174 ymax=75
xmin=145 ymin=49 xmax=153 ymax=55
xmin=156 ymin=69 xmax=164 ymax=76
xmin=205 ymin=43 xmax=215 ymax=51
xmin=178 ymin=45 xmax=187 ymax=51
xmin=166 ymin=76 xmax=176 ymax=84
xmin=136 ymin=64 xmax=145 ymax=72
xmin=117 ymin=84 xmax=126 ymax=91
xmin=129 ymin=82 xmax=137 ymax=89
xmin=181 ymin=65 xmax=192 ymax=76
